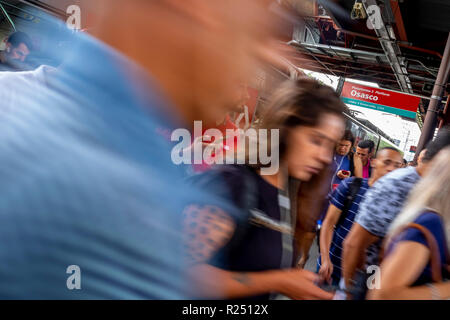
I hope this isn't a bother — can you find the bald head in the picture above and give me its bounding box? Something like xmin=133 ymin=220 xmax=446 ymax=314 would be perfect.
xmin=371 ymin=147 xmax=403 ymax=183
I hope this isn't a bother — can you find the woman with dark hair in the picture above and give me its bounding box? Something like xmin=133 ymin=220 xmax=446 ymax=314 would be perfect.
xmin=334 ymin=130 xmax=355 ymax=181
xmin=184 ymin=78 xmax=347 ymax=300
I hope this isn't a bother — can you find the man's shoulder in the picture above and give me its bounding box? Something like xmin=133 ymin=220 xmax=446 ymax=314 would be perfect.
xmin=373 ymin=166 xmax=419 ymax=188
xmin=332 ymin=177 xmax=363 ymax=203
xmin=387 ymin=166 xmax=418 ymax=179
xmin=343 ymin=176 xmax=355 ymax=185
xmin=333 ymin=177 xmax=352 ymax=194
xmin=356 ymin=168 xmax=417 ymax=233
xmin=0 ymin=67 xmax=48 ymax=89
xmin=344 ymin=176 xmax=368 ymax=188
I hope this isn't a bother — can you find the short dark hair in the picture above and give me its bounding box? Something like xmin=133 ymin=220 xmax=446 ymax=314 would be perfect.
xmin=7 ymin=31 xmax=32 ymax=50
xmin=423 ymin=126 xmax=450 ymax=162
xmin=403 ymin=158 xmax=408 ymax=165
xmin=341 ymin=130 xmax=355 ymax=146
xmin=375 ymin=146 xmax=400 ymax=158
xmin=358 ymin=139 xmax=375 ymax=153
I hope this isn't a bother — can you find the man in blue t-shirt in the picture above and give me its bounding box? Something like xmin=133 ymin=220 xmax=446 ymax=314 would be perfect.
xmin=318 ymin=147 xmax=403 ymax=286
xmin=0 ymin=1 xmax=279 ymax=299
xmin=0 ymin=26 xmax=197 ymax=299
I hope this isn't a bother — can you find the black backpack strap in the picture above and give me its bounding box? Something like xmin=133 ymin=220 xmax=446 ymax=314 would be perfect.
xmin=239 ymin=166 xmax=259 ymax=214
xmin=349 ymin=154 xmax=355 ymax=176
xmin=212 ymin=166 xmax=259 ymax=251
xmin=186 ymin=165 xmax=258 ymax=214
xmin=185 ymin=165 xmax=259 ymax=265
xmin=215 ymin=166 xmax=262 ymax=268
xmin=337 ymin=178 xmax=363 ymax=226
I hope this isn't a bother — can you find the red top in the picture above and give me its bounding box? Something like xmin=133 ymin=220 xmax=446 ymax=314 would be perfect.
xmin=193 ymin=116 xmax=239 ymax=172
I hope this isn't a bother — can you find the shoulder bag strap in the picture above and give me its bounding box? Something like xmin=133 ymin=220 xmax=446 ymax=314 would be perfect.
xmin=383 ymin=222 xmax=443 ymax=283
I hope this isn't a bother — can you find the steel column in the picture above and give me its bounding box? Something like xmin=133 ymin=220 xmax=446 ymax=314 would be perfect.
xmin=415 ymin=33 xmax=450 ymax=160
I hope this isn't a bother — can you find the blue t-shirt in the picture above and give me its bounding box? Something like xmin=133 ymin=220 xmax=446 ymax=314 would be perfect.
xmin=331 ymin=154 xmax=351 ymax=186
xmin=0 ymin=18 xmax=203 ymax=299
xmin=318 ymin=177 xmax=370 ymax=281
xmin=387 ymin=212 xmax=449 ymax=286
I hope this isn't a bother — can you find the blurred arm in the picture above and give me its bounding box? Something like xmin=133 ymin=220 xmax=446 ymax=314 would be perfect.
xmin=320 ymin=204 xmax=342 ymax=258
xmin=342 ymin=223 xmax=379 ymax=288
xmin=353 ymin=153 xmax=363 ymax=178
xmin=367 ymin=241 xmax=450 ymax=299
xmin=188 ymin=264 xmax=283 ymax=299
xmin=189 ymin=264 xmax=335 ymax=300
xmin=319 ymin=205 xmax=341 ymax=268
xmin=184 ymin=204 xmax=332 ymax=300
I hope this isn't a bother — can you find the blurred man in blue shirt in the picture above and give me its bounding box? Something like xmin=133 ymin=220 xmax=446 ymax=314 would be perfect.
xmin=0 ymin=0 xmax=280 ymax=299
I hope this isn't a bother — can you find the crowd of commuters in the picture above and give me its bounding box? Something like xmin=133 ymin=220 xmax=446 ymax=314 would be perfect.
xmin=0 ymin=0 xmax=449 ymax=300
xmin=185 ymin=78 xmax=346 ymax=300
xmin=318 ymin=147 xmax=403 ymax=287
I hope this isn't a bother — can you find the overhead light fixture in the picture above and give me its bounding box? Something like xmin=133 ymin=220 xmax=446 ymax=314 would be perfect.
xmin=351 ymin=1 xmax=367 ymax=20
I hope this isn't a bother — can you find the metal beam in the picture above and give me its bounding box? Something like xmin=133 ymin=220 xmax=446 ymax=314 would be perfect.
xmin=415 ymin=33 xmax=450 ymax=160
xmin=287 ymin=49 xmax=436 ymax=83
xmin=16 ymin=0 xmax=67 ymax=18
xmin=289 ymin=40 xmax=387 ymax=60
xmin=362 ymin=0 xmax=413 ymax=93
xmin=390 ymin=0 xmax=408 ymax=42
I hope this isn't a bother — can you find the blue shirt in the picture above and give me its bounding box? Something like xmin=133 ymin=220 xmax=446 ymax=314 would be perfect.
xmin=318 ymin=177 xmax=370 ymax=281
xmin=0 ymin=19 xmax=199 ymax=299
xmin=386 ymin=212 xmax=449 ymax=286
xmin=355 ymin=166 xmax=421 ymax=266
xmin=331 ymin=153 xmax=351 ymax=186
xmin=318 ymin=153 xmax=351 ymax=222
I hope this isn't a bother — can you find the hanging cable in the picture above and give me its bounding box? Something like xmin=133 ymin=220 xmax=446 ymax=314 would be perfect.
xmin=407 ymin=58 xmax=438 ymax=77
xmin=0 ymin=3 xmax=16 ymax=31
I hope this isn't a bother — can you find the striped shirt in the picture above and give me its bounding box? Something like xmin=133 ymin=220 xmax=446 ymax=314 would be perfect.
xmin=318 ymin=177 xmax=370 ymax=281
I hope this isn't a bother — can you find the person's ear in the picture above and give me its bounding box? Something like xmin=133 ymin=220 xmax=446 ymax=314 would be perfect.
xmin=370 ymin=158 xmax=377 ymax=168
xmin=5 ymin=42 xmax=11 ymax=53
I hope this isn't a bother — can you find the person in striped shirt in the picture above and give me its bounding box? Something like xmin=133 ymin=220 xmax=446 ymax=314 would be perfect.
xmin=317 ymin=147 xmax=403 ymax=286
